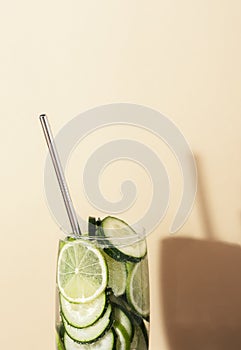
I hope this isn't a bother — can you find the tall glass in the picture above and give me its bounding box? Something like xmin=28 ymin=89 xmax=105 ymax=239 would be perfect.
xmin=55 ymin=231 xmax=150 ymax=350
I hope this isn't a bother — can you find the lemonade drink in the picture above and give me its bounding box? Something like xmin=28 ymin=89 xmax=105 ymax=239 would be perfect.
xmin=56 ymin=216 xmax=150 ymax=350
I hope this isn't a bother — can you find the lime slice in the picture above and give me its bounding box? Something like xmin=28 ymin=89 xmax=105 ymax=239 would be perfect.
xmin=104 ymin=253 xmax=127 ymax=296
xmin=113 ymin=305 xmax=133 ymax=340
xmin=126 ymin=256 xmax=150 ymax=318
xmin=113 ymin=322 xmax=131 ymax=350
xmin=131 ymin=323 xmax=148 ymax=350
xmin=57 ymin=240 xmax=108 ymax=303
xmin=56 ymin=331 xmax=65 ymax=350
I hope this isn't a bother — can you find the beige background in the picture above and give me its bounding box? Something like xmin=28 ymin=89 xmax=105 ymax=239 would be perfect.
xmin=0 ymin=1 xmax=241 ymax=349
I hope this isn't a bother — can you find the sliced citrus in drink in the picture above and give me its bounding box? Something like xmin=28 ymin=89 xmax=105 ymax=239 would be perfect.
xmin=131 ymin=323 xmax=149 ymax=350
xmin=55 ymin=331 xmax=65 ymax=350
xmin=113 ymin=304 xmax=133 ymax=340
xmin=126 ymin=256 xmax=150 ymax=318
xmin=57 ymin=240 xmax=108 ymax=303
xmin=113 ymin=321 xmax=131 ymax=350
xmin=103 ymin=252 xmax=127 ymax=297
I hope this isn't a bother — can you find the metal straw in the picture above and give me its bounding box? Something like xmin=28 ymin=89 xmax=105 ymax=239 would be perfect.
xmin=39 ymin=114 xmax=81 ymax=236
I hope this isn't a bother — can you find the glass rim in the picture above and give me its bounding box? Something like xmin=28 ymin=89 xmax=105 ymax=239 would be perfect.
xmin=59 ymin=231 xmax=147 ymax=248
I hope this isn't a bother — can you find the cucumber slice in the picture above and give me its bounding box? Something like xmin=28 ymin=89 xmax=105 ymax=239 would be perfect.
xmin=101 ymin=217 xmax=147 ymax=262
xmin=60 ymin=292 xmax=106 ymax=328
xmin=63 ymin=304 xmax=112 ymax=343
xmin=104 ymin=253 xmax=127 ymax=297
xmin=113 ymin=322 xmax=131 ymax=350
xmin=113 ymin=305 xmax=133 ymax=340
xmin=64 ymin=329 xmax=115 ymax=350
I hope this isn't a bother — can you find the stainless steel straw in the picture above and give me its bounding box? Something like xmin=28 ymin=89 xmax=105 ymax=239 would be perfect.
xmin=39 ymin=114 xmax=81 ymax=236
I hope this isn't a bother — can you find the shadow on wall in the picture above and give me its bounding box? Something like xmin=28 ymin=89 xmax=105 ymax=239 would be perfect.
xmin=161 ymin=238 xmax=241 ymax=350
xmin=161 ymin=156 xmax=241 ymax=350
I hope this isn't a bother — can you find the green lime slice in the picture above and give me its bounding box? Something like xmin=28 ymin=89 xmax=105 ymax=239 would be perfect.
xmin=113 ymin=305 xmax=133 ymax=340
xmin=104 ymin=253 xmax=127 ymax=297
xmin=56 ymin=330 xmax=65 ymax=350
xmin=131 ymin=323 xmax=149 ymax=350
xmin=126 ymin=256 xmax=150 ymax=318
xmin=57 ymin=240 xmax=108 ymax=303
xmin=113 ymin=321 xmax=131 ymax=350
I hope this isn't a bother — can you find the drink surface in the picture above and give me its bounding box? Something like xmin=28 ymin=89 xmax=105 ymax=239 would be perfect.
xmin=56 ymin=216 xmax=150 ymax=350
